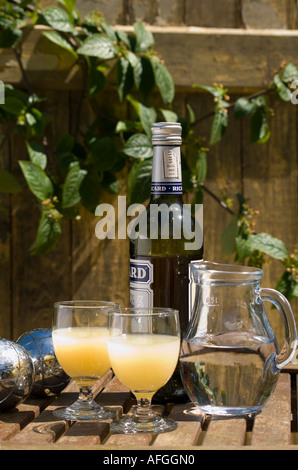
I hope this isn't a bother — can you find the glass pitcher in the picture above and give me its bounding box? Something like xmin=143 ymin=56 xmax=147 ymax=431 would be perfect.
xmin=180 ymin=261 xmax=297 ymax=417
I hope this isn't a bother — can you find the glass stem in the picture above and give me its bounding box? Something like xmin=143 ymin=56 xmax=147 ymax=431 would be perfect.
xmin=78 ymin=385 xmax=94 ymax=403
xmin=134 ymin=396 xmax=155 ymax=421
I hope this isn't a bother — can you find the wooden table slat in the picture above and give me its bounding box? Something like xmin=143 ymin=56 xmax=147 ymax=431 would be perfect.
xmin=202 ymin=418 xmax=247 ymax=447
xmin=0 ymin=371 xmax=296 ymax=450
xmin=251 ymin=373 xmax=292 ymax=447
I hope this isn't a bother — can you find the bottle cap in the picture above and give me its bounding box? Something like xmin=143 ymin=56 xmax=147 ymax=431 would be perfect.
xmin=151 ymin=122 xmax=182 ymax=145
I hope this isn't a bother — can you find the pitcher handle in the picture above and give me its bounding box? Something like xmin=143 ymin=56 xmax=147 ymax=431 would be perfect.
xmin=259 ymin=287 xmax=298 ymax=370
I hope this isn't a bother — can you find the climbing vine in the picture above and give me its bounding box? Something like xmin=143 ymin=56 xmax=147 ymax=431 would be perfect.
xmin=0 ymin=0 xmax=297 ymax=301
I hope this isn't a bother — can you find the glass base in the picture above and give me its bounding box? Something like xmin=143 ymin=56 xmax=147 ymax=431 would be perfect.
xmin=196 ymin=405 xmax=263 ymax=418
xmin=110 ymin=415 xmax=177 ymax=434
xmin=53 ymin=399 xmax=115 ymax=421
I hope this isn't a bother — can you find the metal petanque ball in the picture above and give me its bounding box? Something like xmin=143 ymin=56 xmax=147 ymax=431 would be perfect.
xmin=0 ymin=338 xmax=34 ymax=411
xmin=17 ymin=328 xmax=70 ymax=398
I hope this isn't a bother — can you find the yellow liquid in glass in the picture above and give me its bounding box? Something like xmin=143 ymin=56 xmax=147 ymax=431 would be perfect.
xmin=108 ymin=334 xmax=180 ymax=394
xmin=52 ymin=327 xmax=111 ymax=384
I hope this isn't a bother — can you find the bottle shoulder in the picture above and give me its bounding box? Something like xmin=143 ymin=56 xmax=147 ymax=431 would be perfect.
xmin=130 ymin=238 xmax=203 ymax=258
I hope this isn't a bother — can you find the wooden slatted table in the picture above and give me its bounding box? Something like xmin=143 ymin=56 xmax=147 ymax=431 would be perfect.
xmin=1 ymin=367 xmax=298 ymax=451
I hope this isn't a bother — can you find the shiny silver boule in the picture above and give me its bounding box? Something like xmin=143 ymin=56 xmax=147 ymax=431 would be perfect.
xmin=17 ymin=328 xmax=70 ymax=397
xmin=0 ymin=338 xmax=34 ymax=411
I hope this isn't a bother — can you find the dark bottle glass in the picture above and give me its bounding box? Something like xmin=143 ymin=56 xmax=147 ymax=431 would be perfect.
xmin=129 ymin=122 xmax=203 ymax=402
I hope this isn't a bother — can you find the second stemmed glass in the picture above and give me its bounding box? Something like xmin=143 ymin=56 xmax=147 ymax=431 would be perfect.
xmin=108 ymin=307 xmax=180 ymax=434
xmin=52 ymin=300 xmax=118 ymax=421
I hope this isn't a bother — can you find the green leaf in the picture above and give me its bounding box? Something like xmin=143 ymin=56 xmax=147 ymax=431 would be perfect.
xmin=250 ymin=106 xmax=270 ymax=143
xmin=89 ymin=136 xmax=118 ymax=172
xmin=250 ymin=233 xmax=288 ymax=260
xmin=55 ymin=134 xmax=77 ymax=172
xmin=235 ymin=235 xmax=254 ymax=262
xmin=30 ymin=211 xmax=62 ymax=256
xmin=19 ymin=161 xmax=53 ymax=201
xmin=199 ymin=85 xmax=225 ymax=98
xmin=280 ymin=62 xmax=298 ymax=84
xmin=126 ymin=53 xmax=156 ymax=101
xmin=150 ymin=57 xmax=175 ymax=105
xmin=126 ymin=51 xmax=142 ymax=89
xmin=62 ymin=161 xmax=86 ymax=208
xmin=115 ymin=29 xmax=132 ymax=48
xmin=186 ymin=104 xmax=196 ymax=124
xmin=273 ymin=74 xmax=292 ymax=102
xmin=210 ymin=108 xmax=228 ymax=145
xmin=3 ymin=85 xmax=28 ymax=106
xmin=77 ymin=34 xmax=118 ymax=59
xmin=100 ymin=21 xmax=118 ymax=42
xmin=102 ymin=172 xmax=120 ymax=195
xmin=160 ymin=109 xmax=178 ymax=123
xmin=139 ymin=57 xmax=155 ymax=100
xmin=26 ymin=141 xmax=47 ymax=170
xmin=0 ymin=27 xmax=22 ymax=48
xmin=115 ymin=120 xmax=139 ymax=133
xmin=56 ymin=133 xmax=75 ymax=156
xmin=40 ymin=6 xmax=75 ymax=32
xmin=234 ymin=97 xmax=255 ymax=119
xmin=221 ymin=215 xmax=238 ymax=258
xmin=0 ymin=169 xmax=21 ymax=193
xmin=128 ymin=157 xmax=152 ymax=204
xmin=79 ymin=166 xmax=101 ymax=213
xmin=138 ymin=101 xmax=157 ymax=136
xmin=43 ymin=30 xmax=78 ymax=58
xmin=276 ymin=270 xmax=298 ymax=301
xmin=117 ymin=56 xmax=134 ymax=102
xmin=134 ymin=21 xmax=154 ymax=51
xmin=58 ymin=0 xmax=77 ymax=14
xmin=193 ymin=186 xmax=204 ymax=204
xmin=196 ymin=151 xmax=207 ymax=183
xmin=25 ymin=108 xmax=51 ymax=138
xmin=123 ymin=133 xmax=153 ymax=159
xmin=88 ymin=66 xmax=105 ymax=98
xmin=127 ymin=95 xmax=156 ymax=136
xmin=0 ymin=96 xmax=25 ymax=115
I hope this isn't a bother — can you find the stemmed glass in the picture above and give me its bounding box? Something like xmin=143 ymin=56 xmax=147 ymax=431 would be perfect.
xmin=108 ymin=307 xmax=180 ymax=433
xmin=52 ymin=300 xmax=118 ymax=421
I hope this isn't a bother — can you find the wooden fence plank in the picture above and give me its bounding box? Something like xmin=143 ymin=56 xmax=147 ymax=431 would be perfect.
xmin=187 ymin=93 xmax=243 ymax=264
xmin=9 ymin=91 xmax=73 ymax=340
xmin=0 ymin=138 xmax=12 ymax=339
xmin=1 ymin=26 xmax=298 ymax=90
xmin=70 ymin=91 xmax=130 ymax=308
xmin=242 ymin=98 xmax=298 ymax=341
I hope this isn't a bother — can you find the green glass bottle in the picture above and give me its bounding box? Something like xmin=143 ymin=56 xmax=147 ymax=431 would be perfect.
xmin=129 ymin=122 xmax=204 ymax=403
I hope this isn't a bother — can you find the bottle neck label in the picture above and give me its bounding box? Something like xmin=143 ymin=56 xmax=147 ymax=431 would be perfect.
xmin=151 ymin=146 xmax=182 ymax=195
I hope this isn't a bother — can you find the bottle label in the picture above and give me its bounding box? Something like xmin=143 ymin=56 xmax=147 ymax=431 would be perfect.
xmin=129 ymin=259 xmax=153 ymax=308
xmin=151 ymin=147 xmax=182 ymax=195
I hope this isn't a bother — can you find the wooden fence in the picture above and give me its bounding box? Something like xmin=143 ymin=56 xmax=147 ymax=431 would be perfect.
xmin=0 ymin=0 xmax=297 ymax=342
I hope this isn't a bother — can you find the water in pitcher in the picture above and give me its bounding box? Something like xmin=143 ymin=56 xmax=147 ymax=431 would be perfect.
xmin=180 ymin=331 xmax=279 ymax=416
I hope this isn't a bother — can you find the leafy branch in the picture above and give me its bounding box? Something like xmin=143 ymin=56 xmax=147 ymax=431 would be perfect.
xmin=0 ymin=0 xmax=297 ymax=302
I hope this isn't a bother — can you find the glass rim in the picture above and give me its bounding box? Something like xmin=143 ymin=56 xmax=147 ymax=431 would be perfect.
xmin=191 ymin=261 xmax=263 ymax=282
xmin=54 ymin=300 xmax=119 ymax=309
xmin=108 ymin=307 xmax=179 ymax=317
xmin=192 ymin=261 xmax=263 ymax=274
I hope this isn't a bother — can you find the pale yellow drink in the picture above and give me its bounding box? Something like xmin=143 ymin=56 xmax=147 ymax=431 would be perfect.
xmin=52 ymin=327 xmax=111 ymax=385
xmin=108 ymin=334 xmax=180 ymax=398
